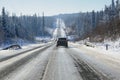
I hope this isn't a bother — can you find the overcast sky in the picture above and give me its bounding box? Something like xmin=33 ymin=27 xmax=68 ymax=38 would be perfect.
xmin=0 ymin=0 xmax=111 ymax=16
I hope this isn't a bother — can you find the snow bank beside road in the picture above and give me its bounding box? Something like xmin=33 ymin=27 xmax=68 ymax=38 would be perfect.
xmin=0 ymin=42 xmax=51 ymax=60
xmin=94 ymin=39 xmax=120 ymax=53
xmin=76 ymin=38 xmax=120 ymax=54
xmin=70 ymin=42 xmax=120 ymax=79
xmin=70 ymin=38 xmax=120 ymax=61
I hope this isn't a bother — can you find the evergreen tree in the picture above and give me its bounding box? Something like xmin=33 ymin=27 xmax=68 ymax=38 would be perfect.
xmin=92 ymin=10 xmax=96 ymax=28
xmin=1 ymin=7 xmax=10 ymax=42
xmin=42 ymin=12 xmax=45 ymax=36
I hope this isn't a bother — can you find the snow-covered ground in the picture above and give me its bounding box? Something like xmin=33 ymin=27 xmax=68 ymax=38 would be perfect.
xmin=94 ymin=39 xmax=120 ymax=53
xmin=35 ymin=37 xmax=52 ymax=42
xmin=76 ymin=38 xmax=120 ymax=54
xmin=0 ymin=42 xmax=51 ymax=60
xmin=69 ymin=38 xmax=120 ymax=66
xmin=70 ymin=40 xmax=120 ymax=79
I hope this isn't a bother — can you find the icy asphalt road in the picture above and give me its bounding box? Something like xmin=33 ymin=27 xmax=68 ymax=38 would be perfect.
xmin=0 ymin=43 xmax=120 ymax=80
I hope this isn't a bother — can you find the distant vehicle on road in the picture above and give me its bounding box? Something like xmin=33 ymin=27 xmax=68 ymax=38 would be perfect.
xmin=56 ymin=38 xmax=68 ymax=47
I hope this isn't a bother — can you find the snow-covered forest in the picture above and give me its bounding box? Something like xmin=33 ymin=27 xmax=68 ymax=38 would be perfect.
xmin=60 ymin=0 xmax=120 ymax=42
xmin=0 ymin=0 xmax=120 ymax=46
xmin=0 ymin=7 xmax=55 ymax=45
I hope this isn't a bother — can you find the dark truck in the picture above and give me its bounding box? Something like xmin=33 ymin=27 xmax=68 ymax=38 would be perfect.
xmin=56 ymin=38 xmax=68 ymax=47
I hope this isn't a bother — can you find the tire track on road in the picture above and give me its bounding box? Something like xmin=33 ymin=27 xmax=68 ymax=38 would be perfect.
xmin=41 ymin=47 xmax=83 ymax=80
xmin=68 ymin=52 xmax=110 ymax=80
xmin=41 ymin=47 xmax=57 ymax=80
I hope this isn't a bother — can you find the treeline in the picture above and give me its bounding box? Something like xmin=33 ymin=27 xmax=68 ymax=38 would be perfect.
xmin=0 ymin=7 xmax=55 ymax=45
xmin=88 ymin=0 xmax=120 ymax=42
xmin=61 ymin=0 xmax=120 ymax=42
xmin=91 ymin=15 xmax=120 ymax=41
xmin=60 ymin=11 xmax=104 ymax=41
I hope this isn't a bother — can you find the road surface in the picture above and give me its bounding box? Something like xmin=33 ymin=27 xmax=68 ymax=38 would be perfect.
xmin=0 ymin=42 xmax=119 ymax=80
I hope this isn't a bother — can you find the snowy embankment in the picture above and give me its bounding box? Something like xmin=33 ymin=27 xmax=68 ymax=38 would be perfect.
xmin=93 ymin=39 xmax=120 ymax=53
xmin=72 ymin=38 xmax=120 ymax=60
xmin=77 ymin=38 xmax=120 ymax=53
xmin=70 ymin=42 xmax=120 ymax=80
xmin=0 ymin=42 xmax=51 ymax=60
xmin=69 ymin=38 xmax=120 ymax=60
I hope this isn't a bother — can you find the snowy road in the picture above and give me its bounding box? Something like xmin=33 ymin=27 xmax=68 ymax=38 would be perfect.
xmin=0 ymin=42 xmax=120 ymax=80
